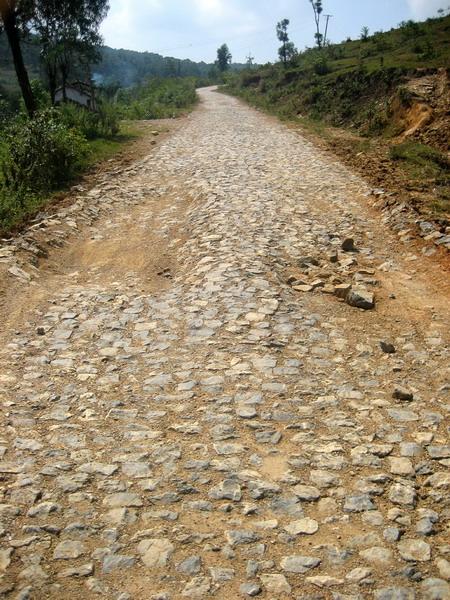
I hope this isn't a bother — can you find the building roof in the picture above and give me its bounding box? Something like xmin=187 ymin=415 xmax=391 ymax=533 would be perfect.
xmin=55 ymin=81 xmax=93 ymax=96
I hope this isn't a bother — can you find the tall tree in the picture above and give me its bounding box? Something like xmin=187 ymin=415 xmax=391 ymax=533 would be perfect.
xmin=31 ymin=0 xmax=109 ymax=103
xmin=216 ymin=43 xmax=232 ymax=72
xmin=276 ymin=19 xmax=296 ymax=66
xmin=0 ymin=0 xmax=36 ymax=116
xmin=309 ymin=0 xmax=323 ymax=48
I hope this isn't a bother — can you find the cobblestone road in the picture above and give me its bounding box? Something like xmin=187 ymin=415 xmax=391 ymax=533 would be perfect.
xmin=0 ymin=88 xmax=449 ymax=600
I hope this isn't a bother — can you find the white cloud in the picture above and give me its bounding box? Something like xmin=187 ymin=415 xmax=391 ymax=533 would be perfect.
xmin=407 ymin=0 xmax=444 ymax=19
xmin=101 ymin=0 xmax=164 ymax=50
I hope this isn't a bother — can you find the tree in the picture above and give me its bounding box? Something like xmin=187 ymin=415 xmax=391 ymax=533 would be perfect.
xmin=276 ymin=19 xmax=297 ymax=66
xmin=309 ymin=0 xmax=324 ymax=48
xmin=216 ymin=43 xmax=232 ymax=72
xmin=0 ymin=0 xmax=36 ymax=116
xmin=360 ymin=26 xmax=369 ymax=41
xmin=31 ymin=0 xmax=109 ymax=104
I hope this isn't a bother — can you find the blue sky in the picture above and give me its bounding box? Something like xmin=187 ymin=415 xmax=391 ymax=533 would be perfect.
xmin=101 ymin=0 xmax=446 ymax=63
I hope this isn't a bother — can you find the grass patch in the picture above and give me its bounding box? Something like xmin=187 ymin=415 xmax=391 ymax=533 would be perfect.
xmin=390 ymin=142 xmax=450 ymax=216
xmin=84 ymin=122 xmax=143 ymax=166
xmin=389 ymin=142 xmax=449 ymax=176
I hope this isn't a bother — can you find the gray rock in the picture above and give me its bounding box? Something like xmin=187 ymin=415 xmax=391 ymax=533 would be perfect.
xmin=209 ymin=479 xmax=242 ymax=501
xmin=280 ymin=555 xmax=321 ymax=573
xmin=346 ymin=288 xmax=375 ymax=310
xmin=420 ymin=578 xmax=450 ymax=600
xmin=53 ymin=540 xmax=85 ymax=560
xmin=176 ymin=556 xmax=201 ymax=575
xmin=389 ymin=483 xmax=417 ymax=506
xmin=284 ymin=518 xmax=318 ymax=535
xmin=57 ymin=563 xmax=94 ymax=578
xmin=344 ymin=494 xmax=376 ymax=512
xmin=374 ymin=588 xmax=415 ymax=600
xmin=138 ymin=538 xmax=174 ymax=568
xmin=225 ymin=530 xmax=260 ymax=547
xmin=384 ymin=528 xmax=401 ymax=542
xmin=260 ymin=574 xmax=291 ymax=594
xmin=398 ymin=539 xmax=431 ymax=562
xmin=292 ymin=484 xmax=321 ymax=501
xmin=239 ymin=582 xmax=262 ymax=596
xmin=102 ymin=555 xmax=136 ymax=574
xmin=209 ymin=567 xmax=235 ymax=582
xmin=181 ymin=576 xmax=211 ymax=598
xmin=359 ymin=547 xmax=393 ymax=565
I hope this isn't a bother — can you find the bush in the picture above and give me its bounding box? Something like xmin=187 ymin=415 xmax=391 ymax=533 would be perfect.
xmin=117 ymin=78 xmax=198 ymax=120
xmin=1 ymin=109 xmax=89 ymax=197
xmin=399 ymin=20 xmax=425 ymax=40
xmin=313 ymin=56 xmax=331 ymax=76
xmin=59 ymin=101 xmax=120 ymax=140
xmin=0 ymin=97 xmax=13 ymax=131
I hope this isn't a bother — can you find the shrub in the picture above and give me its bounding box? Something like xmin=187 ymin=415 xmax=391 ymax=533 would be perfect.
xmin=117 ymin=78 xmax=198 ymax=120
xmin=0 ymin=97 xmax=13 ymax=131
xmin=313 ymin=56 xmax=331 ymax=76
xmin=1 ymin=109 xmax=89 ymax=197
xmin=58 ymin=101 xmax=120 ymax=140
xmin=399 ymin=20 xmax=425 ymax=40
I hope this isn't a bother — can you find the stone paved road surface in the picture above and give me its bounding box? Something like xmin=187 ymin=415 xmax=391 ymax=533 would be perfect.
xmin=0 ymin=88 xmax=449 ymax=600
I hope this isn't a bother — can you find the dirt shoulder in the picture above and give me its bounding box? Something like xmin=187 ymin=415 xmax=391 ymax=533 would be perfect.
xmin=0 ymin=116 xmax=185 ymax=332
xmin=285 ymin=118 xmax=450 ymax=264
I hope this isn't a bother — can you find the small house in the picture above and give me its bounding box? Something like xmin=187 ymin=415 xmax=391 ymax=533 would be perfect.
xmin=55 ymin=81 xmax=97 ymax=111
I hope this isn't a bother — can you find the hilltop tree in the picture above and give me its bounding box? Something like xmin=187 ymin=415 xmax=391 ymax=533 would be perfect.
xmin=276 ymin=19 xmax=297 ymax=66
xmin=361 ymin=26 xmax=370 ymax=41
xmin=0 ymin=0 xmax=36 ymax=116
xmin=309 ymin=0 xmax=324 ymax=48
xmin=216 ymin=44 xmax=232 ymax=72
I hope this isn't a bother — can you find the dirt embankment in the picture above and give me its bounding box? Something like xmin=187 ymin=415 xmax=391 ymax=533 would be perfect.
xmin=290 ymin=68 xmax=450 ymax=254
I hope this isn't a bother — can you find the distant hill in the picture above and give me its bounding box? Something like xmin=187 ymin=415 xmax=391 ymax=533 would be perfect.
xmin=0 ymin=33 xmax=246 ymax=101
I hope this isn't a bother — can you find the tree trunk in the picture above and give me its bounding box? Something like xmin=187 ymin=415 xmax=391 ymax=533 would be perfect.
xmin=0 ymin=2 xmax=36 ymax=117
xmin=46 ymin=63 xmax=57 ymax=105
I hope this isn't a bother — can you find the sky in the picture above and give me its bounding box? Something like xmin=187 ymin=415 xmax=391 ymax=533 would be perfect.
xmin=101 ymin=0 xmax=447 ymax=64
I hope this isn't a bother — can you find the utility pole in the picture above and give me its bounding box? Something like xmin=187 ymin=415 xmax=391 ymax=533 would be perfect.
xmin=324 ymin=14 xmax=333 ymax=46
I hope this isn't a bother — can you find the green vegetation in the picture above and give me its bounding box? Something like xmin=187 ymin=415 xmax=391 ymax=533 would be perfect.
xmin=116 ymin=78 xmax=198 ymax=120
xmin=225 ymin=13 xmax=450 ymax=220
xmin=0 ymin=35 xmax=248 ymax=100
xmin=0 ymin=109 xmax=88 ymax=230
xmin=389 ymin=142 xmax=450 ymax=215
xmin=226 ymin=14 xmax=450 ymax=130
xmin=0 ymin=76 xmax=198 ymax=233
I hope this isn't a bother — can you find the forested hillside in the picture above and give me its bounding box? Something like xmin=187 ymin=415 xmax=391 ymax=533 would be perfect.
xmin=0 ymin=34 xmax=245 ymax=104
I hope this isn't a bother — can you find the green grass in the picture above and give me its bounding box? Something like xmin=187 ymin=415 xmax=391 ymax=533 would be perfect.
xmin=389 ymin=141 xmax=450 ymax=215
xmin=389 ymin=142 xmax=449 ymax=176
xmin=84 ymin=122 xmax=142 ymax=165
